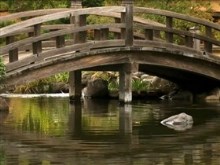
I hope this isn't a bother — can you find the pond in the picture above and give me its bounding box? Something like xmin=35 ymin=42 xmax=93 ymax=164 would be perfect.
xmin=1 ymin=96 xmax=220 ymax=165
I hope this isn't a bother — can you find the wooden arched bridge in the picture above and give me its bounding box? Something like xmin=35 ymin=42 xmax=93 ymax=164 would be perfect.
xmin=1 ymin=2 xmax=220 ymax=102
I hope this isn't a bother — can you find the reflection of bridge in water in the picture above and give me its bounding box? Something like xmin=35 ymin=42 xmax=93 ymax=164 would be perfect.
xmin=1 ymin=98 xmax=220 ymax=164
xmin=1 ymin=0 xmax=220 ymax=102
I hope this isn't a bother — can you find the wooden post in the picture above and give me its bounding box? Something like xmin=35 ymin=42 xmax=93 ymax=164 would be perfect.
xmin=122 ymin=0 xmax=133 ymax=46
xmin=56 ymin=35 xmax=65 ymax=48
xmin=165 ymin=16 xmax=173 ymax=43
xmin=32 ymin=24 xmax=42 ymax=56
xmin=189 ymin=26 xmax=200 ymax=51
xmin=74 ymin=15 xmax=87 ymax=44
xmin=145 ymin=29 xmax=153 ymax=40
xmin=70 ymin=0 xmax=82 ymax=9
xmin=69 ymin=70 xmax=82 ymax=100
xmin=119 ymin=63 xmax=138 ymax=103
xmin=6 ymin=36 xmax=18 ymax=62
xmin=204 ymin=26 xmax=212 ymax=53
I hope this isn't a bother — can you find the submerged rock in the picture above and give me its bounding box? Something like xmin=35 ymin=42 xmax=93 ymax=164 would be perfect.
xmin=161 ymin=113 xmax=193 ymax=131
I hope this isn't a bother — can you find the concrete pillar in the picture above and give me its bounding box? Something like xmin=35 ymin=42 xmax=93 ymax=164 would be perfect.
xmin=119 ymin=63 xmax=138 ymax=103
xmin=70 ymin=0 xmax=82 ymax=9
xmin=119 ymin=104 xmax=132 ymax=134
xmin=69 ymin=70 xmax=82 ymax=100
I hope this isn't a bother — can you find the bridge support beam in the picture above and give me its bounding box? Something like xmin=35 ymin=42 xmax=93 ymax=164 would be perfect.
xmin=119 ymin=63 xmax=138 ymax=103
xmin=69 ymin=70 xmax=82 ymax=101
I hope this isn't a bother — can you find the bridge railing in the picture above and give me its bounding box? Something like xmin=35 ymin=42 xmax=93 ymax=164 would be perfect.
xmin=0 ymin=6 xmax=128 ymax=71
xmin=1 ymin=6 xmax=220 ymax=74
xmin=134 ymin=7 xmax=220 ymax=55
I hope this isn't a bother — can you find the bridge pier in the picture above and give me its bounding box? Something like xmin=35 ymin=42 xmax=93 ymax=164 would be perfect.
xmin=69 ymin=70 xmax=82 ymax=101
xmin=119 ymin=63 xmax=138 ymax=103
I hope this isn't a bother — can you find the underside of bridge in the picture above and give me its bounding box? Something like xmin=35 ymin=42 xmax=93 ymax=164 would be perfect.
xmin=4 ymin=50 xmax=220 ymax=100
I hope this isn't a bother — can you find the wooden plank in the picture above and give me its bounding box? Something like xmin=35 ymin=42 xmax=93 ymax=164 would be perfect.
xmin=6 ymin=40 xmax=125 ymax=72
xmin=0 ymin=23 xmax=125 ymax=54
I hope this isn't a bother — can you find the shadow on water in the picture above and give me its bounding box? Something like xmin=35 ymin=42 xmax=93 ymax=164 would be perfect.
xmin=0 ymin=97 xmax=220 ymax=164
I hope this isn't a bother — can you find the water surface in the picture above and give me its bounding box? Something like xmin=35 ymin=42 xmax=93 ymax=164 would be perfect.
xmin=1 ymin=96 xmax=220 ymax=165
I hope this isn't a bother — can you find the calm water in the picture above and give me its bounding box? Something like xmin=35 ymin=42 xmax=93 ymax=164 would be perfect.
xmin=1 ymin=96 xmax=220 ymax=165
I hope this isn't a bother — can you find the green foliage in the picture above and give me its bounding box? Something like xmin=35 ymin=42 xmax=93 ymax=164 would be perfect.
xmin=14 ymin=72 xmax=68 ymax=93
xmin=82 ymin=0 xmax=104 ymax=7
xmin=108 ymin=80 xmax=119 ymax=91
xmin=0 ymin=1 xmax=9 ymax=11
xmin=5 ymin=0 xmax=68 ymax=11
xmin=132 ymin=79 xmax=149 ymax=92
xmin=0 ymin=57 xmax=5 ymax=82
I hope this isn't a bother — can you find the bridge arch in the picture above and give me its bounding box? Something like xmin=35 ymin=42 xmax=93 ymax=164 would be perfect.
xmin=1 ymin=5 xmax=220 ymax=102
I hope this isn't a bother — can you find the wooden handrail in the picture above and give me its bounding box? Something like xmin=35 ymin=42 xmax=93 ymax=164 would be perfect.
xmin=0 ymin=6 xmax=125 ymax=37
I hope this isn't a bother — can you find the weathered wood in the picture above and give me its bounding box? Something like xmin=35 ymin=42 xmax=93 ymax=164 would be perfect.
xmin=32 ymin=24 xmax=42 ymax=55
xmin=6 ymin=40 xmax=125 ymax=72
xmin=0 ymin=23 xmax=125 ymax=54
xmin=119 ymin=63 xmax=138 ymax=103
xmin=120 ymin=12 xmax=126 ymax=39
xmin=101 ymin=28 xmax=109 ymax=40
xmin=114 ymin=18 xmax=121 ymax=39
xmin=56 ymin=35 xmax=65 ymax=48
xmin=123 ymin=1 xmax=134 ymax=46
xmin=134 ymin=7 xmax=220 ymax=31
xmin=144 ymin=29 xmax=153 ymax=40
xmin=0 ymin=9 xmax=70 ymax=22
xmin=69 ymin=70 xmax=82 ymax=100
xmin=70 ymin=0 xmax=82 ymax=9
xmin=0 ymin=6 xmax=125 ymax=37
xmin=185 ymin=36 xmax=193 ymax=48
xmin=204 ymin=26 xmax=213 ymax=53
xmin=74 ymin=15 xmax=86 ymax=43
xmin=94 ymin=29 xmax=101 ymax=40
xmin=6 ymin=36 xmax=18 ymax=62
xmin=165 ymin=16 xmax=173 ymax=43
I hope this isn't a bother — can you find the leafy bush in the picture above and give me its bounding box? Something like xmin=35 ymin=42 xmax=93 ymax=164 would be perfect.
xmin=0 ymin=57 xmax=5 ymax=82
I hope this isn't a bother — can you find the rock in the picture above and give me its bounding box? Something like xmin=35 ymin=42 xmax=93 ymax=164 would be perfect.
xmin=205 ymin=88 xmax=220 ymax=101
xmin=82 ymin=78 xmax=109 ymax=98
xmin=50 ymin=82 xmax=69 ymax=93
xmin=150 ymin=77 xmax=177 ymax=93
xmin=161 ymin=113 xmax=193 ymax=131
xmin=0 ymin=97 xmax=9 ymax=111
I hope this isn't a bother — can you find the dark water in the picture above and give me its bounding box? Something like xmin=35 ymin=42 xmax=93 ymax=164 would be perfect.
xmin=1 ymin=96 xmax=220 ymax=165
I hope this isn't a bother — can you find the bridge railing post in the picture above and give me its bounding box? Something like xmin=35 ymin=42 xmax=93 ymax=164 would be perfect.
xmin=74 ymin=15 xmax=87 ymax=44
xmin=165 ymin=16 xmax=173 ymax=43
xmin=32 ymin=24 xmax=42 ymax=56
xmin=204 ymin=26 xmax=213 ymax=53
xmin=189 ymin=26 xmax=200 ymax=51
xmin=122 ymin=0 xmax=134 ymax=46
xmin=6 ymin=36 xmax=18 ymax=62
